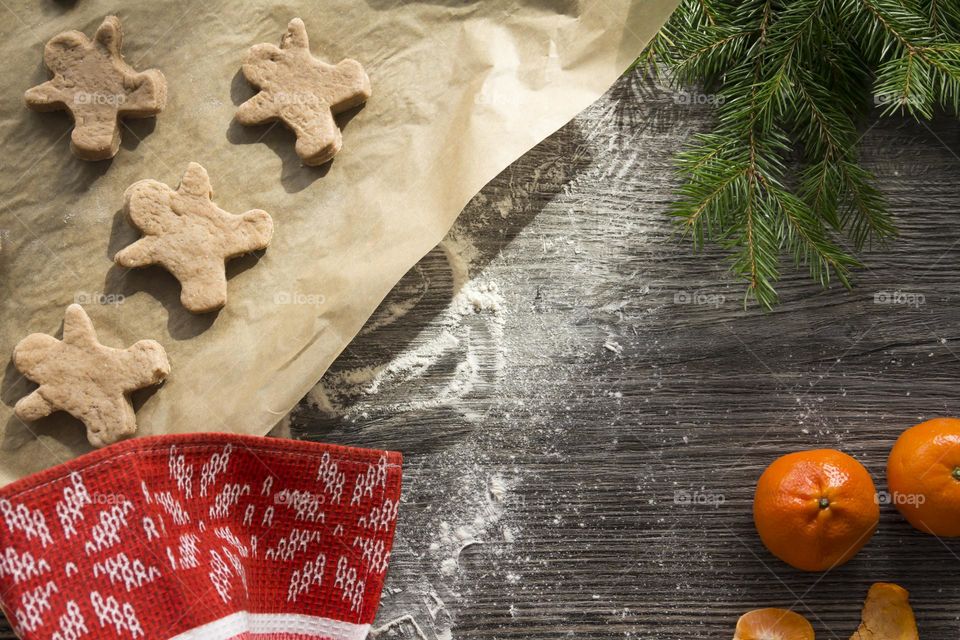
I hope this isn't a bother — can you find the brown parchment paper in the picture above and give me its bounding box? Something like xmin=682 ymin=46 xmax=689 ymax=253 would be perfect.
xmin=0 ymin=0 xmax=678 ymax=484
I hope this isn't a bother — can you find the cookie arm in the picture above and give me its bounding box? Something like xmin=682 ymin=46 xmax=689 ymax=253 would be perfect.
xmin=120 ymin=69 xmax=168 ymax=117
xmin=236 ymin=92 xmax=278 ymax=126
xmin=326 ymin=59 xmax=372 ymax=112
xmin=232 ymin=210 xmax=274 ymax=255
xmin=115 ymin=237 xmax=160 ymax=268
xmin=120 ymin=339 xmax=170 ymax=389
xmin=62 ymin=304 xmax=99 ymax=347
xmin=24 ymin=81 xmax=68 ymax=111
xmin=94 ymin=16 xmax=124 ymax=56
xmin=281 ymin=18 xmax=311 ymax=50
xmin=14 ymin=390 xmax=55 ymax=422
xmin=178 ymin=162 xmax=213 ymax=199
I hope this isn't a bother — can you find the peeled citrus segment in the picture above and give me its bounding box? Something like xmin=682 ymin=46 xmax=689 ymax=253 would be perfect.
xmin=849 ymin=583 xmax=918 ymax=639
xmin=734 ymin=608 xmax=815 ymax=639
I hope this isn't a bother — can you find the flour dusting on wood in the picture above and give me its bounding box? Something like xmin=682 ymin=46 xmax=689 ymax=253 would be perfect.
xmin=285 ymin=73 xmax=691 ymax=639
xmin=307 ymin=229 xmax=506 ymax=419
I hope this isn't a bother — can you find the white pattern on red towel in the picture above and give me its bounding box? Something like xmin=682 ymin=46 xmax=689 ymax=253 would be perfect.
xmin=50 ymin=600 xmax=87 ymax=640
xmin=0 ymin=434 xmax=402 ymax=640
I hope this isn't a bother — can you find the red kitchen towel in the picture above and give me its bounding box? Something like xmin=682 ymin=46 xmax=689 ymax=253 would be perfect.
xmin=0 ymin=433 xmax=402 ymax=640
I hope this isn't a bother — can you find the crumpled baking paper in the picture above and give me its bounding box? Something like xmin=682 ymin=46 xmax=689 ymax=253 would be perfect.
xmin=0 ymin=0 xmax=678 ymax=484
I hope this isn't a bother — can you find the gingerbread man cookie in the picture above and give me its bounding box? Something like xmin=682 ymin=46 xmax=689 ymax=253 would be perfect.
xmin=24 ymin=16 xmax=167 ymax=161
xmin=237 ymin=18 xmax=372 ymax=165
xmin=13 ymin=304 xmax=170 ymax=448
xmin=116 ymin=162 xmax=274 ymax=313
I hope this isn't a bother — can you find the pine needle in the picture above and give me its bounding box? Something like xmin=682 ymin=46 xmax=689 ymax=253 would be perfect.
xmin=644 ymin=0 xmax=960 ymax=309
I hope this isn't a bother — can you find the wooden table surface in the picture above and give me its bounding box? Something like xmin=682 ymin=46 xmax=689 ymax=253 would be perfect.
xmin=6 ymin=70 xmax=960 ymax=639
xmin=290 ymin=70 xmax=960 ymax=640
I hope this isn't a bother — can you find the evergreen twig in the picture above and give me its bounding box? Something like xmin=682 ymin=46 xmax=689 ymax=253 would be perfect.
xmin=644 ymin=0 xmax=960 ymax=308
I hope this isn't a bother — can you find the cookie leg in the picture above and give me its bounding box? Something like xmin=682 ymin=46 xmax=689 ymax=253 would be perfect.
xmin=121 ymin=69 xmax=168 ymax=117
xmin=179 ymin=270 xmax=228 ymax=314
xmin=14 ymin=390 xmax=55 ymax=422
xmin=280 ymin=102 xmax=342 ymax=166
xmin=81 ymin=396 xmax=137 ymax=448
xmin=70 ymin=107 xmax=122 ymax=161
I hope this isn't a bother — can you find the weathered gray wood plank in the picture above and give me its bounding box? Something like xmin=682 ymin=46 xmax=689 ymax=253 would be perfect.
xmin=288 ymin=71 xmax=960 ymax=640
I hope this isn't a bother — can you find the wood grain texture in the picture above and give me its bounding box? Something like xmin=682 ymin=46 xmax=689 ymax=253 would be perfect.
xmin=291 ymin=71 xmax=960 ymax=640
xmin=6 ymin=70 xmax=960 ymax=639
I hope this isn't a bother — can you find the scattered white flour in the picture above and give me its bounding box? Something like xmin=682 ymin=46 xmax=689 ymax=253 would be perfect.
xmin=495 ymin=195 xmax=512 ymax=219
xmin=439 ymin=232 xmax=505 ymax=332
xmin=371 ymin=614 xmax=430 ymax=639
xmin=439 ymin=558 xmax=458 ymax=577
xmin=429 ymin=473 xmax=514 ymax=577
xmin=374 ymin=465 xmax=517 ymax=639
xmin=359 ymin=264 xmax=430 ymax=336
xmin=294 ymin=74 xmax=682 ymax=639
xmin=327 ymin=168 xmax=632 ymax=635
xmin=372 ymin=590 xmax=454 ymax=640
xmin=604 ymin=340 xmax=624 ymax=355
xmin=302 ymin=221 xmax=523 ymax=636
xmin=488 ymin=474 xmax=508 ymax=501
xmin=307 ymin=228 xmax=506 ymax=419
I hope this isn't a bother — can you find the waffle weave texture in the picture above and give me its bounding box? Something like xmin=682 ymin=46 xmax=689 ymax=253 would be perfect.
xmin=0 ymin=433 xmax=403 ymax=640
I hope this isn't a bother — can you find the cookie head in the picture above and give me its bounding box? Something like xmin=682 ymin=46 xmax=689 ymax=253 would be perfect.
xmin=123 ymin=179 xmax=174 ymax=238
xmin=242 ymin=43 xmax=285 ymax=88
xmin=12 ymin=333 xmax=61 ymax=380
xmin=41 ymin=32 xmax=89 ymax=82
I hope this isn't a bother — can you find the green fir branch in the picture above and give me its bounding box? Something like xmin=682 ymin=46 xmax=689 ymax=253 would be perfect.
xmin=644 ymin=0 xmax=960 ymax=309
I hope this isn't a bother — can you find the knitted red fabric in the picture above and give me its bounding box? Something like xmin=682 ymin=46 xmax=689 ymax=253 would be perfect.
xmin=0 ymin=433 xmax=402 ymax=640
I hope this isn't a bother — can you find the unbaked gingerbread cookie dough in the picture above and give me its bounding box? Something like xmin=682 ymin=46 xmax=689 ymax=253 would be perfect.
xmin=116 ymin=162 xmax=274 ymax=313
xmin=13 ymin=304 xmax=170 ymax=447
xmin=237 ymin=18 xmax=371 ymax=166
xmin=24 ymin=16 xmax=167 ymax=161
